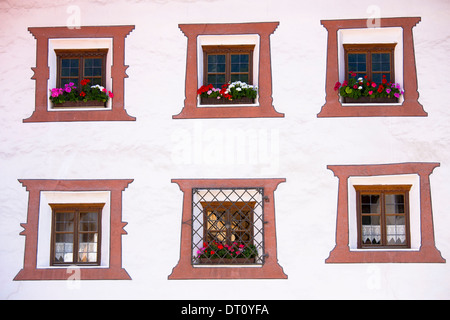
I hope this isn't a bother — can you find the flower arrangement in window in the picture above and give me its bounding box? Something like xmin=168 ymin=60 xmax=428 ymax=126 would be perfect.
xmin=196 ymin=241 xmax=258 ymax=264
xmin=49 ymin=79 xmax=113 ymax=108
xmin=197 ymin=81 xmax=258 ymax=105
xmin=334 ymin=72 xmax=403 ymax=103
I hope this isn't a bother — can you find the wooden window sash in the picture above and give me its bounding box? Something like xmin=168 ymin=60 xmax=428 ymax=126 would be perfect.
xmin=55 ymin=49 xmax=108 ymax=88
xmin=202 ymin=45 xmax=255 ymax=86
xmin=201 ymin=201 xmax=256 ymax=246
xmin=50 ymin=203 xmax=104 ymax=266
xmin=354 ymin=185 xmax=411 ymax=249
xmin=344 ymin=43 xmax=396 ymax=83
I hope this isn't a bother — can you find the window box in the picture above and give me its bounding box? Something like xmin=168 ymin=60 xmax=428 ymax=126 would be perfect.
xmin=198 ymin=257 xmax=256 ymax=265
xmin=343 ymin=97 xmax=398 ymax=104
xmin=200 ymin=96 xmax=255 ymax=105
xmin=52 ymin=100 xmax=107 ymax=108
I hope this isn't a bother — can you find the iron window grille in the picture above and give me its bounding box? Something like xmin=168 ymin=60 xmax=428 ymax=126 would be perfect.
xmin=191 ymin=187 xmax=266 ymax=265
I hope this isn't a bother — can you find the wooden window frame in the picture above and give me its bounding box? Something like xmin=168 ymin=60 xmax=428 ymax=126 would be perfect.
xmin=318 ymin=17 xmax=427 ymax=117
xmin=344 ymin=43 xmax=396 ymax=83
xmin=202 ymin=45 xmax=254 ymax=87
xmin=354 ymin=185 xmax=411 ymax=249
xmin=326 ymin=162 xmax=445 ymax=263
xmin=55 ymin=49 xmax=108 ymax=88
xmin=169 ymin=178 xmax=287 ymax=279
xmin=202 ymin=201 xmax=256 ymax=246
xmin=50 ymin=203 xmax=104 ymax=266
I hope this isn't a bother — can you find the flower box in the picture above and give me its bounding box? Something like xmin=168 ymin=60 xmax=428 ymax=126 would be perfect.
xmin=343 ymin=96 xmax=399 ymax=104
xmin=200 ymin=96 xmax=255 ymax=105
xmin=52 ymin=100 xmax=107 ymax=108
xmin=198 ymin=257 xmax=256 ymax=265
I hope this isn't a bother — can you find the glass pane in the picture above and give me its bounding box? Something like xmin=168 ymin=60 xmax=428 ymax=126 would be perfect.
xmin=231 ymin=54 xmax=249 ymax=73
xmin=207 ymin=74 xmax=226 ymax=88
xmin=84 ymin=58 xmax=102 ymax=77
xmin=348 ymin=54 xmax=366 ymax=73
xmin=372 ymin=53 xmax=390 ymax=72
xmin=78 ymin=233 xmax=98 ymax=263
xmin=361 ymin=215 xmax=381 ymax=244
xmin=385 ymin=194 xmax=405 ymax=214
xmin=361 ymin=194 xmax=380 ymax=213
xmin=207 ymin=54 xmax=226 ymax=73
xmin=79 ymin=212 xmax=98 ymax=232
xmin=230 ymin=74 xmax=249 ymax=83
xmin=54 ymin=233 xmax=74 ymax=263
xmin=55 ymin=212 xmax=74 ymax=231
xmin=386 ymin=215 xmax=406 ymax=245
xmin=61 ymin=58 xmax=79 ymax=77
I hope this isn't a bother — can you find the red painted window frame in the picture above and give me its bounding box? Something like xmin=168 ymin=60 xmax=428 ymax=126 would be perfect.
xmin=318 ymin=17 xmax=427 ymax=118
xmin=25 ymin=25 xmax=135 ymax=122
xmin=326 ymin=163 xmax=445 ymax=263
xmin=14 ymin=179 xmax=133 ymax=280
xmin=169 ymin=178 xmax=287 ymax=279
xmin=173 ymin=22 xmax=284 ymax=119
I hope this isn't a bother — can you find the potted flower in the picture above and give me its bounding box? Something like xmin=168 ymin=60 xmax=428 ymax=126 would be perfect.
xmin=335 ymin=72 xmax=403 ymax=103
xmin=50 ymin=79 xmax=113 ymax=108
xmin=197 ymin=81 xmax=257 ymax=105
xmin=195 ymin=241 xmax=258 ymax=264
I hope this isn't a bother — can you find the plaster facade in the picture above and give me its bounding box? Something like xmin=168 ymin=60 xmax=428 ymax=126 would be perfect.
xmin=1 ymin=0 xmax=449 ymax=299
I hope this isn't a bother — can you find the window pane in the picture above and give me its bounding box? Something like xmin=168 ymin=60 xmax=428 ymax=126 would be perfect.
xmin=231 ymin=54 xmax=249 ymax=73
xmin=84 ymin=58 xmax=103 ymax=77
xmin=231 ymin=210 xmax=252 ymax=243
xmin=348 ymin=53 xmax=366 ymax=73
xmin=207 ymin=74 xmax=226 ymax=88
xmin=361 ymin=194 xmax=380 ymax=213
xmin=55 ymin=212 xmax=74 ymax=231
xmin=386 ymin=215 xmax=406 ymax=245
xmin=361 ymin=215 xmax=381 ymax=244
xmin=231 ymin=74 xmax=249 ymax=83
xmin=207 ymin=54 xmax=226 ymax=73
xmin=372 ymin=53 xmax=390 ymax=72
xmin=79 ymin=212 xmax=98 ymax=232
xmin=385 ymin=194 xmax=405 ymax=214
xmin=54 ymin=233 xmax=74 ymax=263
xmin=78 ymin=233 xmax=98 ymax=263
xmin=61 ymin=58 xmax=79 ymax=77
xmin=206 ymin=210 xmax=227 ymax=242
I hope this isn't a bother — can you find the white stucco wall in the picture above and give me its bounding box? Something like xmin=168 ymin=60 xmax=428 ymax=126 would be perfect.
xmin=0 ymin=0 xmax=449 ymax=300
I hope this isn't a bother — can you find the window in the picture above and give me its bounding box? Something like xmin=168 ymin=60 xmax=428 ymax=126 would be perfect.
xmin=203 ymin=45 xmax=254 ymax=88
xmin=55 ymin=49 xmax=108 ymax=87
xmin=14 ymin=179 xmax=133 ymax=281
xmin=193 ymin=189 xmax=263 ymax=265
xmin=169 ymin=178 xmax=287 ymax=279
xmin=326 ymin=162 xmax=446 ymax=263
xmin=344 ymin=44 xmax=396 ymax=84
xmin=50 ymin=203 xmax=103 ymax=266
xmin=354 ymin=185 xmax=410 ymax=248
xmin=24 ymin=25 xmax=135 ymax=122
xmin=174 ymin=22 xmax=284 ymax=119
xmin=318 ymin=17 xmax=427 ymax=117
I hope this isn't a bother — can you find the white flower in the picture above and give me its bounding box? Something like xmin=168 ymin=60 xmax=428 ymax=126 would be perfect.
xmin=91 ymin=85 xmax=104 ymax=91
xmin=358 ymin=86 xmax=363 ymax=90
xmin=236 ymin=87 xmax=242 ymax=91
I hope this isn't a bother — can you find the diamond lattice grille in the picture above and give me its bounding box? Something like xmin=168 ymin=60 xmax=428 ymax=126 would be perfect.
xmin=191 ymin=188 xmax=265 ymax=265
